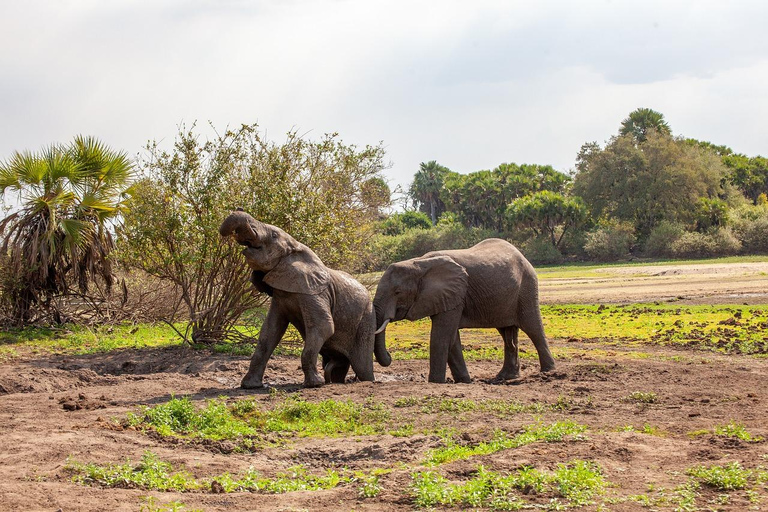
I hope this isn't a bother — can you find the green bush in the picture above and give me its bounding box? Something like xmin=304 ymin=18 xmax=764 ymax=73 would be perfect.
xmin=583 ymin=221 xmax=635 ymax=261
xmin=669 ymin=228 xmax=741 ymax=258
xmin=360 ymin=221 xmax=497 ymax=271
xmin=644 ymin=221 xmax=685 ymax=257
xmin=730 ymin=204 xmax=768 ymax=253
xmin=519 ymin=237 xmax=563 ymax=265
xmin=378 ymin=211 xmax=432 ymax=236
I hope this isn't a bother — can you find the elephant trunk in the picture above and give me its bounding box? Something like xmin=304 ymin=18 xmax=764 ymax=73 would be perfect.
xmin=219 ymin=210 xmax=268 ymax=246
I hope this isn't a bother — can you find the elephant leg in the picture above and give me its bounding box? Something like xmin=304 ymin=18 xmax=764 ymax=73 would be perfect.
xmin=447 ymin=331 xmax=471 ymax=383
xmin=519 ymin=309 xmax=556 ymax=373
xmin=428 ymin=309 xmax=462 ymax=383
xmin=299 ymin=298 xmax=335 ymax=388
xmin=324 ymin=355 xmax=351 ymax=384
xmin=241 ymin=303 xmax=289 ymax=389
xmin=494 ymin=326 xmax=520 ymax=381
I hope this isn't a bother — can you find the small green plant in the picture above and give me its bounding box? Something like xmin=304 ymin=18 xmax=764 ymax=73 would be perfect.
xmin=139 ymin=496 xmax=203 ymax=512
xmin=426 ymin=421 xmax=588 ymax=465
xmin=713 ymin=421 xmax=764 ymax=442
xmin=357 ymin=474 xmax=382 ymax=498
xmin=687 ymin=462 xmax=751 ymax=491
xmin=624 ymin=391 xmax=658 ymax=404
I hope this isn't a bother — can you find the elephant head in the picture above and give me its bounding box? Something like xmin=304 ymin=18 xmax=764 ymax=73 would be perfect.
xmin=219 ymin=210 xmax=330 ymax=295
xmin=373 ymin=255 xmax=469 ymax=337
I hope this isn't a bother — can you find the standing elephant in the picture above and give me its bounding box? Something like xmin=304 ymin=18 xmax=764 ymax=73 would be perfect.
xmin=373 ymin=238 xmax=555 ymax=383
xmin=219 ymin=210 xmax=391 ymax=388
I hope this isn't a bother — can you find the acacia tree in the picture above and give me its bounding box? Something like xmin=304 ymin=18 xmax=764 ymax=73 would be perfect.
xmin=507 ymin=191 xmax=586 ymax=249
xmin=0 ymin=136 xmax=133 ymax=324
xmin=119 ymin=123 xmax=388 ymax=343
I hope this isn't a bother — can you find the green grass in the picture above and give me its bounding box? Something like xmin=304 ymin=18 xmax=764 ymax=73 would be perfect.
xmin=425 ymin=421 xmax=588 ymax=465
xmin=67 ymin=451 xmax=346 ymax=493
xmin=139 ymin=497 xmax=203 ymax=512
xmin=127 ymin=395 xmax=390 ymax=449
xmin=411 ymin=461 xmax=605 ymax=509
xmin=0 ymin=323 xmax=180 ymax=360
xmin=393 ymin=395 xmax=550 ymax=416
xmin=385 ymin=303 xmax=768 ymax=360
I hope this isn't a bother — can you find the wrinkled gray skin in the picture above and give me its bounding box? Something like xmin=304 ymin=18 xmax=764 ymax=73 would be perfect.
xmin=373 ymin=238 xmax=555 ymax=383
xmin=219 ymin=211 xmax=391 ymax=388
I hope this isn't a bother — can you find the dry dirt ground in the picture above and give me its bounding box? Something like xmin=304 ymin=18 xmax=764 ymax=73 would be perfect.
xmin=1 ymin=262 xmax=767 ymax=511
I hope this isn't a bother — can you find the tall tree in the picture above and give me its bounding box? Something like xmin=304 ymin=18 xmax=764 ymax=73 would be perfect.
xmin=409 ymin=160 xmax=450 ymax=224
xmin=619 ymin=107 xmax=671 ymax=143
xmin=0 ymin=136 xmax=133 ymax=324
xmin=507 ymin=191 xmax=586 ymax=248
xmin=573 ymin=131 xmax=729 ymax=238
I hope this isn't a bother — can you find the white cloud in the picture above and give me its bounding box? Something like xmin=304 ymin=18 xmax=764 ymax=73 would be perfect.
xmin=1 ymin=0 xmax=766 ymax=190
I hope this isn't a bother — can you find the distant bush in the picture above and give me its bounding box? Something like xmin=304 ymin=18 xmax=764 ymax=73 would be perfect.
xmin=730 ymin=204 xmax=768 ymax=253
xmin=519 ymin=236 xmax=563 ymax=265
xmin=378 ymin=211 xmax=432 ymax=236
xmin=669 ymin=228 xmax=741 ymax=258
xmin=644 ymin=221 xmax=685 ymax=257
xmin=583 ymin=221 xmax=635 ymax=261
xmin=359 ymin=220 xmax=497 ymax=271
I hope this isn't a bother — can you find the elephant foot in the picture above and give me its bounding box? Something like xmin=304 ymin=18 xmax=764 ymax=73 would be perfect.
xmin=540 ymin=363 xmax=556 ymax=373
xmin=240 ymin=373 xmax=265 ymax=389
xmin=303 ymin=373 xmax=325 ymax=388
xmin=451 ymin=374 xmax=472 ymax=384
xmin=492 ymin=370 xmax=520 ymax=383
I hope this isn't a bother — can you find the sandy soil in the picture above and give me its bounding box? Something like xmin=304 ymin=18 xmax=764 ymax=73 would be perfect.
xmin=539 ymin=262 xmax=768 ymax=305
xmin=1 ymin=261 xmax=767 ymax=511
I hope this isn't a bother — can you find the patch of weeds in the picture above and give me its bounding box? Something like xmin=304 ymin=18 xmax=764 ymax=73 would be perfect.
xmin=687 ymin=462 xmax=751 ymax=491
xmin=395 ymin=395 xmax=555 ymax=417
xmin=389 ymin=423 xmax=415 ymax=437
xmin=616 ymin=424 xmax=666 ymax=436
xmin=425 ymin=421 xmax=588 ymax=465
xmin=410 ymin=461 xmax=605 ymax=509
xmin=355 ymin=473 xmax=382 ymax=498
xmin=67 ymin=452 xmax=347 ymax=494
xmin=128 ymin=395 xmax=391 ymax=449
xmin=139 ymin=496 xmax=203 ymax=512
xmin=623 ymin=391 xmax=658 ymax=404
xmin=713 ymin=421 xmax=764 ymax=442
xmin=67 ymin=451 xmax=199 ymax=491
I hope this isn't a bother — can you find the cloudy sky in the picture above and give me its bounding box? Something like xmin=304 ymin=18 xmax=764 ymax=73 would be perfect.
xmin=1 ymin=0 xmax=766 ymax=192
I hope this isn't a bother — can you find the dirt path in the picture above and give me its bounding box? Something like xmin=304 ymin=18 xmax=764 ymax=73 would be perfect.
xmin=539 ymin=261 xmax=768 ymax=304
xmin=1 ymin=261 xmax=767 ymax=511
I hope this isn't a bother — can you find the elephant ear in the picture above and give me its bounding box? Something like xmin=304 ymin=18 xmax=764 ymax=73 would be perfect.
xmin=406 ymin=255 xmax=468 ymax=320
xmin=263 ymin=247 xmax=331 ymax=295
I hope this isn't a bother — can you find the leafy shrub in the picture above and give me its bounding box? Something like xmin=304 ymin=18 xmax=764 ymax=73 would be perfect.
xmin=669 ymin=228 xmax=741 ymax=258
xmin=644 ymin=221 xmax=685 ymax=257
xmin=378 ymin=211 xmax=432 ymax=236
xmin=583 ymin=221 xmax=635 ymax=261
xmin=519 ymin=237 xmax=563 ymax=265
xmin=360 ymin=222 xmax=497 ymax=271
xmin=730 ymin=204 xmax=768 ymax=253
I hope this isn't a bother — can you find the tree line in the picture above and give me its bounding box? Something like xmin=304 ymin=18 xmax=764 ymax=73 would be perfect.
xmin=397 ymin=108 xmax=767 ymax=265
xmin=1 ymin=110 xmax=766 ymax=342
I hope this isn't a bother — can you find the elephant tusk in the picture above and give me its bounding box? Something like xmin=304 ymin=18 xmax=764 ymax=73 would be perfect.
xmin=374 ymin=318 xmax=390 ymax=335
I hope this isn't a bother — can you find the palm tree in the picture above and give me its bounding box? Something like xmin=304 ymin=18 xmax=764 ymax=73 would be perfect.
xmin=619 ymin=108 xmax=672 ymax=143
xmin=409 ymin=160 xmax=450 ymax=225
xmin=0 ymin=136 xmax=133 ymax=324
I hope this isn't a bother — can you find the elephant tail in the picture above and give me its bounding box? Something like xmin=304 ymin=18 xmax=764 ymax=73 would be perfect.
xmin=374 ymin=333 xmax=392 ymax=367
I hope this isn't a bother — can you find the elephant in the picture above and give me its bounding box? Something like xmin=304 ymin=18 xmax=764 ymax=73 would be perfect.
xmin=219 ymin=210 xmax=391 ymax=388
xmin=372 ymin=238 xmax=555 ymax=383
